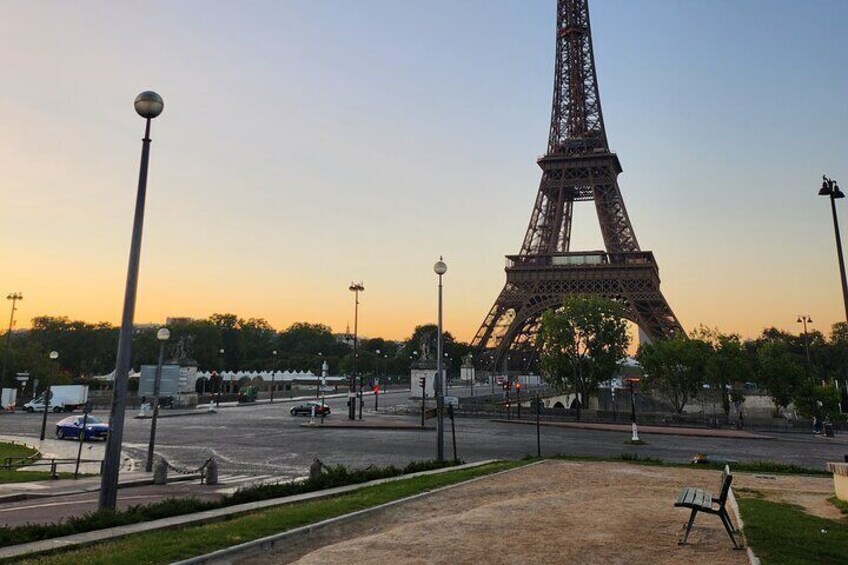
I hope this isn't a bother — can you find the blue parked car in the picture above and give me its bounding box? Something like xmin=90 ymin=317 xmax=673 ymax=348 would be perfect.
xmin=55 ymin=415 xmax=109 ymax=441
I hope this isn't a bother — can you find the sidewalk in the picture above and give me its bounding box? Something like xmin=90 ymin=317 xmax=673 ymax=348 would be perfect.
xmin=493 ymin=420 xmax=775 ymax=440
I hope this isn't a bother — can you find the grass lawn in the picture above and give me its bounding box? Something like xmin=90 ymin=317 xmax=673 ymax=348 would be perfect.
xmin=16 ymin=460 xmax=527 ymax=565
xmin=0 ymin=470 xmax=79 ymax=484
xmin=0 ymin=442 xmax=38 ymax=462
xmin=0 ymin=442 xmax=66 ymax=484
xmin=738 ymin=497 xmax=848 ymax=565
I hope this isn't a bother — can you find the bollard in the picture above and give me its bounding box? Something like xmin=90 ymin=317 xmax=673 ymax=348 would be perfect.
xmin=205 ymin=458 xmax=218 ymax=485
xmin=153 ymin=458 xmax=168 ymax=485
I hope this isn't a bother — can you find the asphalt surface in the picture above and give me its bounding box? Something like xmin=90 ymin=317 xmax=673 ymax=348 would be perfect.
xmin=1 ymin=388 xmax=845 ymax=485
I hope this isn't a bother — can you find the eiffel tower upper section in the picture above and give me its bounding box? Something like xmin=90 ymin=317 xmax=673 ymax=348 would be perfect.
xmin=472 ymin=0 xmax=682 ymax=370
xmin=520 ymin=0 xmax=639 ymax=258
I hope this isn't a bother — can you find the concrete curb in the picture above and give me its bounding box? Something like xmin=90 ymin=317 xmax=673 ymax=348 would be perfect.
xmin=172 ymin=460 xmax=544 ymax=565
xmin=0 ymin=473 xmax=201 ymax=505
xmin=727 ymin=488 xmax=759 ymax=565
xmin=0 ymin=459 xmax=500 ymax=561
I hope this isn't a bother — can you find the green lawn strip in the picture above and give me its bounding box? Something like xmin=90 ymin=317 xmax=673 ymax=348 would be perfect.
xmin=539 ymin=453 xmax=829 ymax=476
xmin=738 ymin=497 xmax=848 ymax=565
xmin=0 ymin=470 xmax=79 ymax=484
xmin=0 ymin=442 xmax=54 ymax=484
xmin=17 ymin=461 xmax=525 ymax=565
xmin=0 ymin=442 xmax=38 ymax=462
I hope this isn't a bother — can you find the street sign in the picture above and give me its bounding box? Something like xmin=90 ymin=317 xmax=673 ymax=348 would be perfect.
xmin=444 ymin=396 xmax=459 ymax=408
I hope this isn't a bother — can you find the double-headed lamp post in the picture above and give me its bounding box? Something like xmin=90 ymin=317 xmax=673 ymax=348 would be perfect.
xmin=145 ymin=327 xmax=170 ymax=473
xmin=819 ymin=176 xmax=848 ymax=325
xmin=100 ymin=91 xmax=164 ymax=512
xmin=434 ymin=257 xmax=447 ymax=462
xmin=349 ymin=282 xmax=364 ymax=420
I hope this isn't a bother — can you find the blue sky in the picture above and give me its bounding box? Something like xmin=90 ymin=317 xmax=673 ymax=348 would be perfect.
xmin=1 ymin=0 xmax=847 ymax=340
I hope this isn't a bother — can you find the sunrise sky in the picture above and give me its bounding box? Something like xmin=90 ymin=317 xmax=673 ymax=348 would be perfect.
xmin=1 ymin=0 xmax=847 ymax=343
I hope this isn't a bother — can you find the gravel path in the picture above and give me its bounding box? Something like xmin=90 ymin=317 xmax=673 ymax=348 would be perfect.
xmin=242 ymin=460 xmax=764 ymax=564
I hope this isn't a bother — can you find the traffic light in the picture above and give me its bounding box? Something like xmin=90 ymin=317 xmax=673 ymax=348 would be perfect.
xmin=515 ymin=382 xmax=521 ymax=392
xmin=419 ymin=377 xmax=426 ymax=389
xmin=502 ymin=382 xmax=509 ymax=391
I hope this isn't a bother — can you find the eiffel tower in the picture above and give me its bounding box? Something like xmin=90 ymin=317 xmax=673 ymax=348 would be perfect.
xmin=472 ymin=0 xmax=683 ymax=371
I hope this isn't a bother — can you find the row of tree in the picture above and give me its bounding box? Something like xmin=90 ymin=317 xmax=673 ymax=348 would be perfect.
xmin=1 ymin=315 xmax=472 ymax=389
xmin=538 ymin=298 xmax=848 ymax=419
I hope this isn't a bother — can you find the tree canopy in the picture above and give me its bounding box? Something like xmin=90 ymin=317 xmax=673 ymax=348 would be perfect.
xmin=538 ymin=297 xmax=630 ymax=410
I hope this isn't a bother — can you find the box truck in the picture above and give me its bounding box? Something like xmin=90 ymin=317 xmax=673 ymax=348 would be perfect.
xmin=24 ymin=385 xmax=88 ymax=413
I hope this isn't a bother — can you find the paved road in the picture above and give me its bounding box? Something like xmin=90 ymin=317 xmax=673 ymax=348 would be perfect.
xmin=0 ymin=390 xmax=845 ymax=484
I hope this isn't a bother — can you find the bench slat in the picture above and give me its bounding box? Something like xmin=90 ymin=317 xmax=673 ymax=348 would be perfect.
xmin=674 ymin=487 xmax=712 ymax=509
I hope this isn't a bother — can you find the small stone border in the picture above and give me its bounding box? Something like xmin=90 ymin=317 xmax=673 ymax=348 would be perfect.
xmin=0 ymin=459 xmax=499 ymax=561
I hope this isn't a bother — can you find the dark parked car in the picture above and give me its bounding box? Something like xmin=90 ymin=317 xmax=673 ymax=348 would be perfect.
xmin=290 ymin=402 xmax=330 ymax=416
xmin=55 ymin=415 xmax=109 ymax=441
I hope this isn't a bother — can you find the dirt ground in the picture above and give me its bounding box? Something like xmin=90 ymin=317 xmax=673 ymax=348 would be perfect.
xmin=234 ymin=460 xmax=840 ymax=564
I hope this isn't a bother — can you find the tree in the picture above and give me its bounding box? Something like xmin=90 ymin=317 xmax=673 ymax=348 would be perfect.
xmin=694 ymin=327 xmax=752 ymax=418
xmin=636 ymin=334 xmax=710 ymax=414
xmin=538 ymin=297 xmax=630 ymax=413
xmin=755 ymin=340 xmax=804 ymax=410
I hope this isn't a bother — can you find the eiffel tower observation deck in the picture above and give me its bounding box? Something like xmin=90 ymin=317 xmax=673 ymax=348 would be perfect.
xmin=473 ymin=0 xmax=683 ymax=372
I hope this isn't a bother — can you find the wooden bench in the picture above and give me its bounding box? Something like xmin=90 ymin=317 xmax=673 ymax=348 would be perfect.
xmin=674 ymin=464 xmax=741 ymax=549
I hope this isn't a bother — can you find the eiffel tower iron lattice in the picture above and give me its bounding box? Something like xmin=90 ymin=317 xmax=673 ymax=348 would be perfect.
xmin=472 ymin=0 xmax=683 ymax=372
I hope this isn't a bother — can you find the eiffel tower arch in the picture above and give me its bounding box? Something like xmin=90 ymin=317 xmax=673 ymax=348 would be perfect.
xmin=472 ymin=0 xmax=683 ymax=372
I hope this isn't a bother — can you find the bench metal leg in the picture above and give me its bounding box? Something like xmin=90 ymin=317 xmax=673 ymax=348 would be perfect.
xmin=679 ymin=508 xmax=698 ymax=545
xmin=719 ymin=510 xmax=742 ymax=549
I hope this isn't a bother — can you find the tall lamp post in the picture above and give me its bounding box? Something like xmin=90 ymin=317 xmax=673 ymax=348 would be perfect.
xmin=2 ymin=293 xmax=22 ymax=395
xmin=349 ymin=282 xmax=364 ymax=420
xmin=99 ymin=91 xmax=164 ymax=512
xmin=434 ymin=257 xmax=447 ymax=462
xmin=316 ymin=352 xmax=323 ymax=399
xmin=819 ymin=176 xmax=848 ymax=325
xmin=216 ymin=348 xmax=224 ymax=407
xmin=40 ymin=351 xmax=59 ymax=441
xmin=145 ymin=327 xmax=170 ymax=473
xmin=797 ymin=314 xmax=818 ymax=420
xmin=270 ymin=350 xmax=277 ymax=403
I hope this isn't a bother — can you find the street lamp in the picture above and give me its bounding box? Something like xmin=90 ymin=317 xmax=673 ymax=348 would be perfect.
xmin=349 ymin=282 xmax=364 ymax=420
xmin=41 ymin=351 xmax=59 ymax=441
xmin=797 ymin=315 xmax=818 ymax=419
xmin=216 ymin=348 xmax=224 ymax=407
xmin=100 ymin=91 xmax=164 ymax=512
xmin=434 ymin=257 xmax=447 ymax=462
xmin=2 ymin=293 xmax=22 ymax=395
xmin=145 ymin=327 xmax=170 ymax=472
xmin=819 ymin=176 xmax=848 ymax=325
xmin=270 ymin=350 xmax=277 ymax=403
xmin=316 ymin=352 xmax=323 ymax=399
